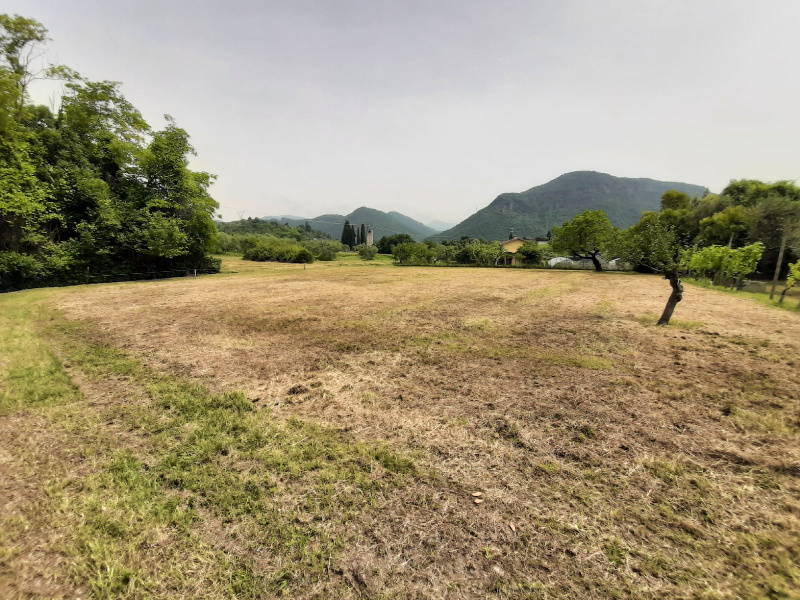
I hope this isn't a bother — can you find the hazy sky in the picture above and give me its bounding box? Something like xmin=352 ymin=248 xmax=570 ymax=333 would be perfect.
xmin=11 ymin=0 xmax=800 ymax=223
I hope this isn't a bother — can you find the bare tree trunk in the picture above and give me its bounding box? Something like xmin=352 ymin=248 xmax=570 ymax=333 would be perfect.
xmin=590 ymin=254 xmax=603 ymax=272
xmin=769 ymin=232 xmax=788 ymax=300
xmin=657 ymin=272 xmax=683 ymax=325
xmin=727 ymin=231 xmax=734 ymax=248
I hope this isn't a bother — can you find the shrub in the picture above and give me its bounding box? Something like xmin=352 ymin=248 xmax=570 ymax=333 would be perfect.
xmin=393 ymin=242 xmax=433 ymax=265
xmin=0 ymin=251 xmax=45 ymax=291
xmin=303 ymin=239 xmax=346 ymax=261
xmin=241 ymin=237 xmax=314 ymax=263
xmin=516 ymin=242 xmax=551 ymax=265
xmin=356 ymin=244 xmax=378 ymax=260
xmin=376 ymin=233 xmax=414 ymax=254
xmin=211 ymin=232 xmax=242 ymax=253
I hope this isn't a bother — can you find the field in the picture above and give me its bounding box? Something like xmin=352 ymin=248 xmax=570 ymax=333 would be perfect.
xmin=2 ymin=256 xmax=799 ymax=599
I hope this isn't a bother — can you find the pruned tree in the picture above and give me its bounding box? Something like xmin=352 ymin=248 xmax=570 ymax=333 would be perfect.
xmin=618 ymin=214 xmax=685 ymax=325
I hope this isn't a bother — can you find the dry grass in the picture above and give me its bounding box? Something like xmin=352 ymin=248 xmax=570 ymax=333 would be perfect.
xmin=3 ymin=257 xmax=800 ymax=598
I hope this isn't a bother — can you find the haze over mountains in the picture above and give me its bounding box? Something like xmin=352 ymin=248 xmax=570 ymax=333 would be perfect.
xmin=261 ymin=171 xmax=706 ymax=242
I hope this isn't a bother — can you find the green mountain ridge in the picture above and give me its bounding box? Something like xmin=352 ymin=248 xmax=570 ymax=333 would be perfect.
xmin=436 ymin=171 xmax=707 ymax=241
xmin=263 ymin=207 xmax=437 ymax=241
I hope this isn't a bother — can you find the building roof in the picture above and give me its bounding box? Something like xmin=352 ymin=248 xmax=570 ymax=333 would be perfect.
xmin=500 ymin=237 xmax=529 ymax=246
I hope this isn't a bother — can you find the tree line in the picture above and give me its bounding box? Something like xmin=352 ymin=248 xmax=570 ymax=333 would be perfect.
xmin=0 ymin=14 xmax=220 ymax=291
xmin=375 ymin=181 xmax=799 ymax=324
xmin=537 ymin=182 xmax=800 ymax=322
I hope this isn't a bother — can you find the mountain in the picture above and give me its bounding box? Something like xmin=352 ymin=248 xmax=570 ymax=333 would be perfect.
xmin=263 ymin=207 xmax=437 ymax=241
xmin=436 ymin=171 xmax=707 ymax=241
xmin=426 ymin=220 xmax=457 ymax=232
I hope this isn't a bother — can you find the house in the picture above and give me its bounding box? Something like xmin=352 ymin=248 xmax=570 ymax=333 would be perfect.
xmin=499 ymin=237 xmax=528 ymax=265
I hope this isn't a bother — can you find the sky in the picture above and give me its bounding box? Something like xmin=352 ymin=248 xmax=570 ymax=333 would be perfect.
xmin=10 ymin=0 xmax=800 ymax=224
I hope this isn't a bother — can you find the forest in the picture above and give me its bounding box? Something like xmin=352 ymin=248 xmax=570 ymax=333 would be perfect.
xmin=0 ymin=15 xmax=220 ymax=291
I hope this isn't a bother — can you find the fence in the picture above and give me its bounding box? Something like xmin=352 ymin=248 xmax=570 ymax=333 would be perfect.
xmin=83 ymin=268 xmax=219 ymax=285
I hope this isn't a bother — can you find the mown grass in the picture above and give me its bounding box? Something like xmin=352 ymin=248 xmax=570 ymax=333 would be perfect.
xmin=685 ymin=277 xmax=800 ymax=312
xmin=0 ymin=291 xmax=418 ymax=598
xmin=0 ymin=290 xmax=79 ymax=414
xmin=5 ymin=263 xmax=800 ymax=599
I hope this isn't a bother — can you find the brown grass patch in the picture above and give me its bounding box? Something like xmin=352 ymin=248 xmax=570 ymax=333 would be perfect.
xmin=10 ymin=258 xmax=800 ymax=598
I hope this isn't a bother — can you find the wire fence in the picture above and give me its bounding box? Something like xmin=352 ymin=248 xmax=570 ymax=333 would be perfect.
xmin=83 ymin=268 xmax=219 ymax=285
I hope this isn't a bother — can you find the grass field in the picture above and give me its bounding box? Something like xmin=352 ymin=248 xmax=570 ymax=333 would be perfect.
xmin=2 ymin=256 xmax=799 ymax=599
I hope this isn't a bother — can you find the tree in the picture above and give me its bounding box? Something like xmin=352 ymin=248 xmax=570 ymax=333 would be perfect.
xmin=661 ymin=190 xmax=691 ymax=211
xmin=550 ymin=210 xmax=617 ymax=271
xmin=0 ymin=13 xmax=221 ymax=290
xmin=687 ymin=245 xmax=729 ymax=283
xmin=720 ymin=242 xmax=764 ymax=289
xmin=356 ymin=243 xmax=377 ymax=260
xmin=696 ymin=205 xmax=750 ymax=247
xmin=340 ymin=220 xmax=356 ymax=249
xmin=515 ymin=241 xmax=549 ymax=265
xmin=392 ymin=242 xmax=432 ymax=265
xmin=360 ymin=223 xmax=367 ymax=246
xmin=749 ymin=195 xmax=800 ymax=299
xmin=0 ymin=14 xmax=48 ymax=117
xmin=618 ymin=214 xmax=684 ymax=325
xmin=376 ymin=233 xmax=413 ymax=254
xmin=779 ymin=260 xmax=800 ymax=305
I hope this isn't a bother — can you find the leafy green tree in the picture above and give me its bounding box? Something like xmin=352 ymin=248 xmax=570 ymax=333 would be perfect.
xmin=515 ymin=241 xmax=549 ymax=265
xmin=687 ymin=245 xmax=729 ymax=282
xmin=392 ymin=242 xmax=432 ymax=265
xmin=661 ymin=190 xmax=691 ymax=211
xmin=432 ymin=244 xmax=456 ymax=263
xmin=242 ymin=236 xmax=313 ymax=263
xmin=360 ymin=223 xmax=367 ymax=246
xmin=720 ymin=242 xmax=764 ymax=289
xmin=376 ymin=233 xmax=413 ymax=254
xmin=0 ymin=14 xmax=48 ymax=117
xmin=356 ymin=243 xmax=377 ymax=260
xmin=749 ymin=195 xmax=800 ymax=299
xmin=779 ymin=260 xmax=800 ymax=305
xmin=618 ymin=214 xmax=684 ymax=325
xmin=303 ymin=239 xmax=345 ymax=261
xmin=550 ymin=210 xmax=617 ymax=271
xmin=696 ymin=205 xmax=750 ymax=247
xmin=0 ymin=14 xmax=222 ymax=290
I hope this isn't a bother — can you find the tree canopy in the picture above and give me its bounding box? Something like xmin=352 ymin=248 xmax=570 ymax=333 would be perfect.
xmin=550 ymin=210 xmax=618 ymax=271
xmin=0 ymin=14 xmax=220 ymax=291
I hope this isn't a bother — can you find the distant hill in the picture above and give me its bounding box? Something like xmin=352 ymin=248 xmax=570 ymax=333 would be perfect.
xmin=263 ymin=207 xmax=437 ymax=241
xmin=426 ymin=220 xmax=457 ymax=232
xmin=436 ymin=171 xmax=707 ymax=241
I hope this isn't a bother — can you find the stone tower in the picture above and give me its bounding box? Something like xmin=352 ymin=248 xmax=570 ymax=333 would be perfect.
xmin=366 ymin=228 xmax=374 ymax=246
